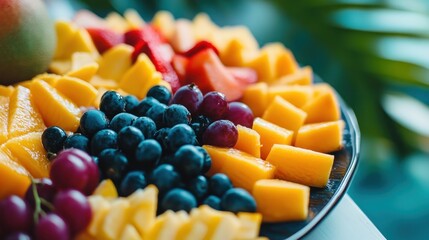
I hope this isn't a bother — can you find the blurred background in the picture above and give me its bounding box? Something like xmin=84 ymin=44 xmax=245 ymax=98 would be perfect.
xmin=47 ymin=0 xmax=429 ymax=239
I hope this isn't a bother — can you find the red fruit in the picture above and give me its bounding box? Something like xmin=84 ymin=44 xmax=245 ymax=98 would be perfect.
xmin=171 ymin=54 xmax=190 ymax=85
xmin=181 ymin=40 xmax=219 ymax=58
xmin=124 ymin=25 xmax=165 ymax=47
xmin=227 ymin=67 xmax=258 ymax=85
xmin=86 ymin=28 xmax=123 ymax=54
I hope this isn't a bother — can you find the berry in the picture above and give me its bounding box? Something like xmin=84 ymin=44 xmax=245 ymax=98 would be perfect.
xmin=134 ymin=139 xmax=162 ymax=170
xmin=153 ymin=128 xmax=170 ymax=150
xmin=202 ymin=195 xmax=221 ymax=210
xmin=170 ymin=84 xmax=203 ymax=115
xmin=117 ymin=126 xmax=144 ymax=156
xmin=35 ymin=213 xmax=69 ymax=240
xmin=79 ymin=109 xmax=109 ymax=137
xmin=149 ymin=164 xmax=181 ymax=194
xmin=172 ymin=145 xmax=203 ymax=177
xmin=109 ymin=112 xmax=137 ymax=133
xmin=185 ymin=175 xmax=208 ymax=201
xmin=163 ymin=104 xmax=191 ymax=127
xmin=98 ymin=149 xmax=128 ymax=185
xmin=147 ymin=85 xmax=172 ymax=105
xmin=50 ymin=151 xmax=90 ymax=191
xmin=42 ymin=126 xmax=67 ymax=153
xmin=146 ymin=103 xmax=167 ymax=126
xmin=90 ymin=129 xmax=117 ymax=156
xmin=100 ymin=91 xmax=126 ymax=119
xmin=190 ymin=115 xmax=211 ymax=143
xmin=124 ymin=95 xmax=139 ymax=113
xmin=202 ymin=120 xmax=238 ymax=148
xmin=220 ymin=188 xmax=257 ymax=213
xmin=195 ymin=146 xmax=211 ymax=174
xmin=160 ymin=188 xmax=197 ymax=213
xmin=209 ymin=173 xmax=233 ymax=197
xmin=133 ymin=97 xmax=159 ymax=117
xmin=63 ymin=134 xmax=89 ymax=152
xmin=0 ymin=196 xmax=32 ymax=235
xmin=224 ymin=102 xmax=254 ymax=128
xmin=168 ymin=124 xmax=196 ymax=151
xmin=24 ymin=178 xmax=56 ymax=211
xmin=132 ymin=117 xmax=157 ymax=139
xmin=199 ymin=91 xmax=228 ymax=120
xmin=119 ymin=171 xmax=147 ymax=197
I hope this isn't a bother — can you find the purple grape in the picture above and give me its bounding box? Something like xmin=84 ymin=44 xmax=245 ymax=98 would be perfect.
xmin=0 ymin=196 xmax=32 ymax=235
xmin=223 ymin=102 xmax=254 ymax=128
xmin=4 ymin=232 xmax=31 ymax=240
xmin=199 ymin=91 xmax=228 ymax=120
xmin=53 ymin=190 xmax=91 ymax=236
xmin=24 ymin=178 xmax=56 ymax=211
xmin=170 ymin=84 xmax=203 ymax=115
xmin=35 ymin=213 xmax=70 ymax=240
xmin=202 ymin=120 xmax=238 ymax=147
xmin=50 ymin=151 xmax=90 ymax=192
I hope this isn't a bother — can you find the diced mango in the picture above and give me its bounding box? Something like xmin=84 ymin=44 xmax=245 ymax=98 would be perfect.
xmin=0 ymin=150 xmax=31 ymax=199
xmin=119 ymin=224 xmax=143 ymax=240
xmin=302 ymin=84 xmax=340 ymax=124
xmin=3 ymin=132 xmax=49 ymax=178
xmin=0 ymin=85 xmax=14 ymax=97
xmin=8 ymin=86 xmax=45 ymax=138
xmin=70 ymin=52 xmax=98 ymax=71
xmin=0 ymin=96 xmax=9 ymax=144
xmin=203 ymin=145 xmax=275 ymax=192
xmin=252 ymin=179 xmax=310 ymax=222
xmin=234 ymin=125 xmax=261 ymax=158
xmin=252 ymin=118 xmax=293 ymax=160
xmin=105 ymin=12 xmax=129 ymax=33
xmin=54 ymin=76 xmax=98 ymax=107
xmin=145 ymin=210 xmax=182 ymax=240
xmin=32 ymin=73 xmax=61 ymax=86
xmin=30 ymin=80 xmax=82 ymax=132
xmin=214 ymin=26 xmax=259 ymax=56
xmin=266 ymin=144 xmax=334 ymax=187
xmin=262 ymin=96 xmax=307 ymax=133
xmin=236 ymin=212 xmax=262 ymax=239
xmin=266 ymin=85 xmax=312 ymax=108
xmin=246 ymin=51 xmax=276 ymax=82
xmin=295 ymin=120 xmax=344 ymax=153
xmin=192 ymin=13 xmax=219 ymax=43
xmin=241 ymin=82 xmax=268 ymax=118
xmin=127 ymin=185 xmax=158 ymax=236
xmin=49 ymin=59 xmax=72 ymax=74
xmin=54 ymin=21 xmax=78 ymax=59
xmin=275 ymin=48 xmax=299 ymax=77
xmin=176 ymin=216 xmax=207 ymax=240
xmin=93 ymin=179 xmax=118 ymax=199
xmin=97 ymin=44 xmax=133 ymax=81
xmin=221 ymin=39 xmax=255 ymax=67
xmin=124 ymin=9 xmax=145 ymax=29
xmin=66 ymin=63 xmax=99 ymax=82
xmin=152 ymin=11 xmax=176 ymax=40
xmin=87 ymin=195 xmax=112 ymax=237
xmin=211 ymin=210 xmax=241 ymax=240
xmin=271 ymin=66 xmax=313 ymax=86
xmin=99 ymin=198 xmax=131 ymax=240
xmin=89 ymin=76 xmax=119 ymax=90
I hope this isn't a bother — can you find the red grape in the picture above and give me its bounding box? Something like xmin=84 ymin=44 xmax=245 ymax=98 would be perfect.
xmin=202 ymin=120 xmax=238 ymax=147
xmin=53 ymin=189 xmax=92 ymax=235
xmin=223 ymin=102 xmax=254 ymax=128
xmin=50 ymin=151 xmax=90 ymax=192
xmin=24 ymin=178 xmax=56 ymax=211
xmin=35 ymin=213 xmax=70 ymax=240
xmin=4 ymin=232 xmax=31 ymax=240
xmin=199 ymin=91 xmax=228 ymax=120
xmin=0 ymin=196 xmax=32 ymax=235
xmin=170 ymin=84 xmax=203 ymax=115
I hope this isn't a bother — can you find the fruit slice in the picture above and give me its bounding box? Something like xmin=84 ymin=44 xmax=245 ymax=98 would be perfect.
xmin=262 ymin=95 xmax=307 ymax=133
xmin=55 ymin=76 xmax=98 ymax=107
xmin=234 ymin=125 xmax=261 ymax=158
xmin=181 ymin=40 xmax=219 ymax=58
xmin=97 ymin=44 xmax=133 ymax=81
xmin=93 ymin=179 xmax=118 ymax=199
xmin=87 ymin=195 xmax=112 ymax=237
xmin=241 ymin=82 xmax=268 ymax=117
xmin=124 ymin=9 xmax=145 ymax=29
xmin=301 ymin=83 xmax=341 ymax=124
xmin=203 ymin=145 xmax=275 ymax=192
xmin=145 ymin=210 xmax=182 ymax=240
xmin=252 ymin=118 xmax=293 ymax=159
xmin=252 ymin=179 xmax=310 ymax=222
xmin=266 ymin=85 xmax=312 ymax=108
xmin=127 ymin=185 xmax=158 ymax=236
xmin=3 ymin=132 xmax=49 ymax=178
xmin=86 ymin=28 xmax=123 ymax=54
xmin=31 ymin=79 xmax=82 ymax=131
xmin=66 ymin=63 xmax=99 ymax=82
xmin=0 ymin=96 xmax=9 ymax=144
xmin=236 ymin=212 xmax=262 ymax=239
xmin=270 ymin=66 xmax=313 ymax=86
xmin=176 ymin=213 xmax=207 ymax=240
xmin=295 ymin=120 xmax=345 ymax=153
xmin=0 ymin=86 xmax=14 ymax=97
xmin=8 ymin=86 xmax=45 ymax=138
xmin=171 ymin=19 xmax=196 ymax=52
xmin=99 ymin=198 xmax=131 ymax=240
xmin=266 ymin=144 xmax=334 ymax=187
xmin=151 ymin=11 xmax=176 ymax=41
xmin=119 ymin=224 xmax=142 ymax=240
xmin=0 ymin=149 xmax=31 ymax=199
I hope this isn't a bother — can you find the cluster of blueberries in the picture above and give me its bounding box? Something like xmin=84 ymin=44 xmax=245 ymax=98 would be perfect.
xmin=42 ymin=85 xmax=256 ymax=214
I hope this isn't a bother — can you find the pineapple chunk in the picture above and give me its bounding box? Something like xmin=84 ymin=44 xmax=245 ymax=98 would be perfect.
xmin=87 ymin=195 xmax=112 ymax=237
xmin=127 ymin=185 xmax=158 ymax=236
xmin=119 ymin=224 xmax=143 ymax=240
xmin=236 ymin=212 xmax=262 ymax=239
xmin=145 ymin=210 xmax=182 ymax=240
xmin=99 ymin=198 xmax=131 ymax=240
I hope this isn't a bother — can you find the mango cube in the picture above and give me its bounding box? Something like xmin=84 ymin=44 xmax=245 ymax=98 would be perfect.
xmin=295 ymin=120 xmax=344 ymax=153
xmin=54 ymin=76 xmax=98 ymax=107
xmin=97 ymin=44 xmax=133 ymax=81
xmin=127 ymin=185 xmax=158 ymax=236
xmin=93 ymin=179 xmax=118 ymax=199
xmin=119 ymin=224 xmax=142 ymax=240
xmin=241 ymin=82 xmax=268 ymax=117
xmin=302 ymin=83 xmax=340 ymax=123
xmin=99 ymin=198 xmax=131 ymax=240
xmin=87 ymin=196 xmax=112 ymax=237
xmin=236 ymin=212 xmax=262 ymax=239
xmin=0 ymin=150 xmax=30 ymax=199
xmin=234 ymin=125 xmax=261 ymax=158
xmin=266 ymin=85 xmax=312 ymax=108
xmin=252 ymin=118 xmax=293 ymax=159
xmin=262 ymin=96 xmax=307 ymax=133
xmin=271 ymin=66 xmax=313 ymax=86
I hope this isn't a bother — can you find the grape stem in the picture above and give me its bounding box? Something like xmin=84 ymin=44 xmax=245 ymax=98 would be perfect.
xmin=31 ymin=178 xmax=47 ymax=223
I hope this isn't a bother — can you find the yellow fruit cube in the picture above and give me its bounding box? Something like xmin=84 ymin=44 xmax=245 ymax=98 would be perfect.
xmin=220 ymin=39 xmax=255 ymax=67
xmin=275 ymin=48 xmax=299 ymax=77
xmin=171 ymin=19 xmax=195 ymax=52
xmin=54 ymin=76 xmax=98 ymax=107
xmin=66 ymin=63 xmax=99 ymax=82
xmin=127 ymin=185 xmax=158 ymax=236
xmin=0 ymin=85 xmax=14 ymax=97
xmin=87 ymin=195 xmax=112 ymax=237
xmin=124 ymin=9 xmax=146 ymax=29
xmin=176 ymin=216 xmax=207 ymax=240
xmin=0 ymin=96 xmax=9 ymax=144
xmin=262 ymin=96 xmax=307 ymax=133
xmin=271 ymin=66 xmax=313 ymax=86
xmin=203 ymin=145 xmax=275 ymax=192
xmin=252 ymin=118 xmax=293 ymax=159
xmin=49 ymin=59 xmax=72 ymax=74
xmin=302 ymin=83 xmax=340 ymax=124
xmin=97 ymin=44 xmax=133 ymax=81
xmin=234 ymin=125 xmax=261 ymax=158
xmin=145 ymin=210 xmax=182 ymax=240
xmin=105 ymin=12 xmax=129 ymax=33
xmin=99 ymin=198 xmax=131 ymax=240
xmin=151 ymin=11 xmax=175 ymax=40
xmin=266 ymin=144 xmax=334 ymax=187
xmin=295 ymin=120 xmax=345 ymax=153
xmin=89 ymin=76 xmax=119 ymax=90
xmin=266 ymin=85 xmax=312 ymax=108
xmin=241 ymin=82 xmax=268 ymax=118
xmin=32 ymin=73 xmax=61 ymax=86
xmin=192 ymin=13 xmax=219 ymax=43
xmin=236 ymin=212 xmax=262 ymax=239
xmin=0 ymin=150 xmax=30 ymax=199
xmin=252 ymin=179 xmax=309 ymax=222
xmin=93 ymin=179 xmax=118 ymax=199
xmin=70 ymin=52 xmax=98 ymax=71
xmin=119 ymin=224 xmax=143 ymax=240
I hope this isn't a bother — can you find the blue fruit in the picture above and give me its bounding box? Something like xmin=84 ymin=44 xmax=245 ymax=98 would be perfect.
xmin=63 ymin=134 xmax=89 ymax=152
xmin=185 ymin=175 xmax=208 ymax=201
xmin=79 ymin=109 xmax=109 ymax=137
xmin=132 ymin=117 xmax=157 ymax=139
xmin=98 ymin=149 xmax=128 ymax=185
xmin=133 ymin=97 xmax=159 ymax=117
xmin=124 ymin=95 xmax=139 ymax=113
xmin=149 ymin=164 xmax=181 ymax=194
xmin=42 ymin=126 xmax=67 ymax=153
xmin=146 ymin=85 xmax=172 ymax=105
xmin=195 ymin=146 xmax=211 ymax=174
xmin=90 ymin=129 xmax=117 ymax=156
xmin=160 ymin=188 xmax=197 ymax=213
xmin=202 ymin=195 xmax=221 ymax=210
xmin=146 ymin=103 xmax=167 ymax=127
xmin=167 ymin=124 xmax=196 ymax=151
xmin=172 ymin=145 xmax=203 ymax=177
xmin=220 ymin=188 xmax=257 ymax=213
xmin=163 ymin=104 xmax=191 ymax=127
xmin=117 ymin=126 xmax=144 ymax=156
xmin=99 ymin=91 xmax=126 ymax=119
xmin=209 ymin=173 xmax=233 ymax=197
xmin=153 ymin=128 xmax=170 ymax=150
xmin=190 ymin=115 xmax=211 ymax=144
xmin=109 ymin=112 xmax=137 ymax=133
xmin=119 ymin=171 xmax=147 ymax=197
xmin=134 ymin=139 xmax=162 ymax=169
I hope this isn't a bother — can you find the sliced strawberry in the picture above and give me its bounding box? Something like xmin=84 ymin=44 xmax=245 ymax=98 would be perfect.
xmin=86 ymin=28 xmax=123 ymax=54
xmin=227 ymin=67 xmax=258 ymax=85
xmin=171 ymin=54 xmax=190 ymax=86
xmin=124 ymin=25 xmax=166 ymax=47
xmin=181 ymin=40 xmax=219 ymax=58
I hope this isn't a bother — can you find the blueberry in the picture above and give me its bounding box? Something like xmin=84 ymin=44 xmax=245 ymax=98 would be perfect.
xmin=79 ymin=110 xmax=109 ymax=137
xmin=124 ymin=95 xmax=139 ymax=113
xmin=149 ymin=164 xmax=181 ymax=194
xmin=147 ymin=85 xmax=172 ymax=105
xmin=153 ymin=128 xmax=170 ymax=150
xmin=220 ymin=188 xmax=256 ymax=213
xmin=202 ymin=195 xmax=221 ymax=210
xmin=195 ymin=146 xmax=211 ymax=174
xmin=133 ymin=97 xmax=159 ymax=116
xmin=63 ymin=134 xmax=89 ymax=152
xmin=172 ymin=145 xmax=203 ymax=177
xmin=146 ymin=103 xmax=167 ymax=126
xmin=190 ymin=115 xmax=211 ymax=143
xmin=109 ymin=112 xmax=137 ymax=133
xmin=134 ymin=139 xmax=162 ymax=169
xmin=98 ymin=149 xmax=128 ymax=185
xmin=132 ymin=117 xmax=157 ymax=139
xmin=209 ymin=173 xmax=233 ymax=197
xmin=117 ymin=126 xmax=144 ymax=156
xmin=100 ymin=91 xmax=126 ymax=119
xmin=42 ymin=126 xmax=67 ymax=153
xmin=163 ymin=104 xmax=191 ymax=127
xmin=160 ymin=188 xmax=197 ymax=213
xmin=167 ymin=124 xmax=196 ymax=151
xmin=119 ymin=171 xmax=147 ymax=197
xmin=90 ymin=129 xmax=117 ymax=156
xmin=185 ymin=175 xmax=208 ymax=201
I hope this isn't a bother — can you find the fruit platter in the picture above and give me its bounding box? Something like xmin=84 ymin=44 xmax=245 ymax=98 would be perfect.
xmin=0 ymin=1 xmax=360 ymax=240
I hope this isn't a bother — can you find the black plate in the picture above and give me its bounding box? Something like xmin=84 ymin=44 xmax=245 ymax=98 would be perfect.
xmin=260 ymin=84 xmax=361 ymax=240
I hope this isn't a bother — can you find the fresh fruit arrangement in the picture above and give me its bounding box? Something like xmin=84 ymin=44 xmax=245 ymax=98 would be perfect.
xmin=0 ymin=6 xmax=346 ymax=240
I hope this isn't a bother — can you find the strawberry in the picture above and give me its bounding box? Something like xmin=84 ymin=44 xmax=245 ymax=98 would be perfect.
xmin=227 ymin=67 xmax=258 ymax=85
xmin=86 ymin=28 xmax=123 ymax=54
xmin=124 ymin=25 xmax=165 ymax=47
xmin=171 ymin=54 xmax=190 ymax=86
xmin=181 ymin=40 xmax=219 ymax=58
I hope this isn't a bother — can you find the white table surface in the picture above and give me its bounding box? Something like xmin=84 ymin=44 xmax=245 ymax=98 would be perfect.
xmin=303 ymin=194 xmax=385 ymax=240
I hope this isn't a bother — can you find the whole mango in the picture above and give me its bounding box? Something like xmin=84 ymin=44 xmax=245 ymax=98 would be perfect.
xmin=0 ymin=0 xmax=55 ymax=85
